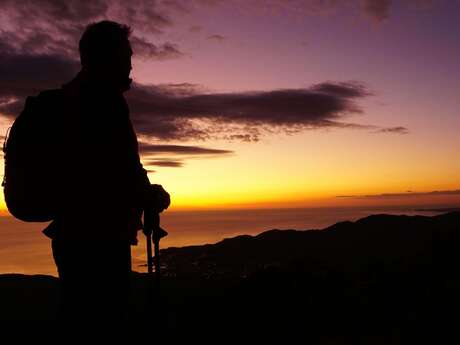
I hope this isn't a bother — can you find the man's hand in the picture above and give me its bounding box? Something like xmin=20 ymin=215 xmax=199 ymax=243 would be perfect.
xmin=146 ymin=184 xmax=171 ymax=213
xmin=142 ymin=208 xmax=169 ymax=240
xmin=142 ymin=184 xmax=170 ymax=241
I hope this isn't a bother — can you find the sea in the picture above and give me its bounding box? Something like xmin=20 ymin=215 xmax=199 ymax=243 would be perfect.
xmin=0 ymin=205 xmax=451 ymax=276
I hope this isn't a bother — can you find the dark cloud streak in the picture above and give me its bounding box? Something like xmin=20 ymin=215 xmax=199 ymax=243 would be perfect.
xmin=207 ymin=34 xmax=226 ymax=42
xmin=139 ymin=143 xmax=234 ymax=156
xmin=130 ymin=36 xmax=184 ymax=60
xmin=0 ymin=42 xmax=79 ymax=116
xmin=144 ymin=159 xmax=184 ymax=167
xmin=127 ymin=80 xmax=402 ymax=141
xmin=138 ymin=143 xmax=233 ymax=167
xmin=337 ymin=190 xmax=460 ymax=199
xmin=0 ymin=50 xmax=408 ymax=141
xmin=374 ymin=126 xmax=408 ymax=134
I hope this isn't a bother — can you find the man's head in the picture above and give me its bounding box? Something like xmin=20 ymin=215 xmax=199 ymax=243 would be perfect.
xmin=79 ymin=20 xmax=133 ymax=92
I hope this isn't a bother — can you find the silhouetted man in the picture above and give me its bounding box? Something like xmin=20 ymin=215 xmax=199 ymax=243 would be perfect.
xmin=40 ymin=21 xmax=169 ymax=325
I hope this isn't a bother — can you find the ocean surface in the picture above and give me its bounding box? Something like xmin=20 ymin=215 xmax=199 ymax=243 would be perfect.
xmin=0 ymin=205 xmax=447 ymax=276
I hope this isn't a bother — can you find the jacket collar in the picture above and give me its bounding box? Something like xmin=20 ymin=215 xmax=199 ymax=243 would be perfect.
xmin=62 ymin=69 xmax=125 ymax=98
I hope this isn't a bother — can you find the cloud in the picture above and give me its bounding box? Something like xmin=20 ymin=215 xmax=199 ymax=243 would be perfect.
xmin=180 ymin=0 xmax=434 ymax=24
xmin=0 ymin=0 xmax=182 ymax=60
xmin=362 ymin=0 xmax=392 ymax=23
xmin=374 ymin=126 xmax=409 ymax=134
xmin=0 ymin=50 xmax=406 ymax=142
xmin=127 ymin=80 xmax=403 ymax=141
xmin=310 ymin=81 xmax=372 ymax=98
xmin=138 ymin=143 xmax=234 ymax=156
xmin=221 ymin=134 xmax=260 ymax=142
xmin=0 ymin=2 xmax=406 ymax=142
xmin=150 ymin=83 xmax=207 ymax=97
xmin=130 ymin=36 xmax=184 ymax=60
xmin=207 ymin=34 xmax=226 ymax=42
xmin=138 ymin=143 xmax=233 ymax=168
xmin=185 ymin=0 xmax=340 ymax=17
xmin=0 ymin=44 xmax=80 ymax=116
xmin=0 ymin=51 xmax=79 ymax=96
xmin=143 ymin=159 xmax=184 ymax=167
xmin=337 ymin=190 xmax=460 ymax=199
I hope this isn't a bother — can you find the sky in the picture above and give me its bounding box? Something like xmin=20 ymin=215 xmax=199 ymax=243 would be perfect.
xmin=1 ymin=0 xmax=460 ymax=213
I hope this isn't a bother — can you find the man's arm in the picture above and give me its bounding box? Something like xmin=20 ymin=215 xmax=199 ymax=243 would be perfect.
xmin=126 ymin=117 xmax=151 ymax=209
xmin=126 ymin=118 xmax=170 ymax=209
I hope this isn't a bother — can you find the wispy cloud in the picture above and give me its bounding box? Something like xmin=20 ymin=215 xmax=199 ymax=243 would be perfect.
xmin=138 ymin=143 xmax=234 ymax=167
xmin=129 ymin=36 xmax=184 ymax=60
xmin=143 ymin=159 xmax=184 ymax=167
xmin=207 ymin=34 xmax=226 ymax=42
xmin=0 ymin=0 xmax=183 ymax=60
xmin=138 ymin=143 xmax=234 ymax=156
xmin=374 ymin=126 xmax=409 ymax=134
xmin=337 ymin=189 xmax=460 ymax=199
xmin=184 ymin=0 xmax=435 ymax=24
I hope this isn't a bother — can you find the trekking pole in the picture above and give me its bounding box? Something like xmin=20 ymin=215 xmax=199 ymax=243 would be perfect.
xmin=153 ymin=213 xmax=161 ymax=287
xmin=149 ymin=212 xmax=162 ymax=287
xmin=144 ymin=209 xmax=168 ymax=295
xmin=144 ymin=209 xmax=158 ymax=277
xmin=146 ymin=227 xmax=153 ymax=274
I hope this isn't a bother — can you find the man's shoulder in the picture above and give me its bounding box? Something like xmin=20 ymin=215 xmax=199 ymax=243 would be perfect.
xmin=18 ymin=89 xmax=66 ymax=122
xmin=26 ymin=88 xmax=66 ymax=112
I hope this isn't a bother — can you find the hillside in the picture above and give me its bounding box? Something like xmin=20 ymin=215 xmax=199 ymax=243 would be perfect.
xmin=0 ymin=212 xmax=447 ymax=343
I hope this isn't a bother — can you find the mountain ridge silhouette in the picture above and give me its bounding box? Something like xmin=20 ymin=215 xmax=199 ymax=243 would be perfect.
xmin=0 ymin=211 xmax=446 ymax=343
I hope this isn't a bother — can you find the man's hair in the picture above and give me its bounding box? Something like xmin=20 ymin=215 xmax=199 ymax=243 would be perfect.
xmin=79 ymin=20 xmax=132 ymax=67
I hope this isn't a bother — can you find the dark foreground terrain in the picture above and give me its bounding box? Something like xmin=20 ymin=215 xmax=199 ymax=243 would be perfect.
xmin=0 ymin=211 xmax=447 ymax=343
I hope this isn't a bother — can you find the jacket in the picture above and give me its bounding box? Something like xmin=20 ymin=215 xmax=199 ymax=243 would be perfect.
xmin=42 ymin=70 xmax=150 ymax=244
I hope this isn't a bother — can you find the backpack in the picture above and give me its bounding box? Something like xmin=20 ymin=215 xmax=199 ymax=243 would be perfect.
xmin=2 ymin=89 xmax=64 ymax=222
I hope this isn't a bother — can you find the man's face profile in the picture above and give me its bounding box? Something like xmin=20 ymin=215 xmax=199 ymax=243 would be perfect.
xmin=109 ymin=40 xmax=133 ymax=92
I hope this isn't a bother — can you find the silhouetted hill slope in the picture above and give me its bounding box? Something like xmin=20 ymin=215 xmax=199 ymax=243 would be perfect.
xmin=159 ymin=212 xmax=434 ymax=280
xmin=0 ymin=212 xmax=448 ymax=343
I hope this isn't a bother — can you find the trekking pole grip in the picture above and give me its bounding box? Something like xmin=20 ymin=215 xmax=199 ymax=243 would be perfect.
xmin=143 ymin=209 xmax=158 ymax=275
